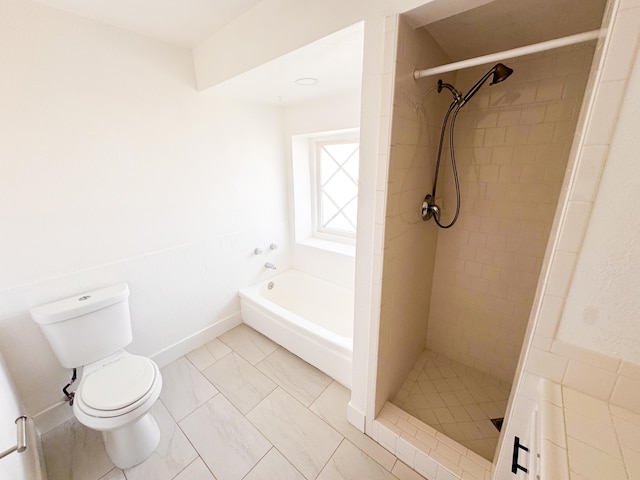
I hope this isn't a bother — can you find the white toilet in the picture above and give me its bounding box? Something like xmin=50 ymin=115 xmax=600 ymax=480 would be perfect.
xmin=31 ymin=284 xmax=163 ymax=469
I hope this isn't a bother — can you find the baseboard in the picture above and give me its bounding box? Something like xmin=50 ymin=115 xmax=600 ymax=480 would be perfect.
xmin=347 ymin=401 xmax=366 ymax=432
xmin=151 ymin=313 xmax=242 ymax=368
xmin=33 ymin=400 xmax=74 ymax=435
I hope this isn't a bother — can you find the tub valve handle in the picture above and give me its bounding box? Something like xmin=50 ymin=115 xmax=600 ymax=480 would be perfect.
xmin=270 ymin=243 xmax=279 ymax=250
xmin=265 ymin=262 xmax=276 ymax=270
xmin=254 ymin=248 xmax=264 ymax=255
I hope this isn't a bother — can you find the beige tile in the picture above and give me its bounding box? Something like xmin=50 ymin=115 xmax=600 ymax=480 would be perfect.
xmin=565 ymin=409 xmax=621 ymax=458
xmin=611 ymin=375 xmax=640 ymax=414
xmin=540 ymin=400 xmax=566 ymax=448
xmin=551 ymin=340 xmax=620 ymax=371
xmin=186 ymin=338 xmax=232 ymax=371
xmin=311 ymin=383 xmax=397 ymax=471
xmin=569 ymin=145 xmax=608 ymax=202
xmin=619 ymin=360 xmax=640 ymax=381
xmin=317 ymin=440 xmax=397 ymax=480
xmin=247 ymin=388 xmax=342 ymax=480
xmin=256 ymin=348 xmax=333 ymax=407
xmin=563 ymin=387 xmax=611 ymax=423
xmin=583 ymin=80 xmax=626 ymax=146
xmin=392 ymin=460 xmax=428 ymax=480
xmin=219 ymin=324 xmax=279 ymax=365
xmin=98 ymin=470 xmax=125 ymax=480
xmin=202 ymin=352 xmax=276 ymax=414
xmin=525 ymin=347 xmax=568 ymax=383
xmin=622 ymin=446 xmax=640 ymax=480
xmin=566 ymin=437 xmax=627 ymax=480
xmin=180 ymin=394 xmax=271 ymax=480
xmin=42 ymin=418 xmax=113 ymax=480
xmin=415 ymin=450 xmax=439 ymax=479
xmin=159 ymin=357 xmax=219 ymax=421
xmin=563 ymin=360 xmax=617 ymax=400
xmin=540 ymin=439 xmax=569 ymax=480
xmin=173 ymin=458 xmax=216 ymax=480
xmin=244 ymin=449 xmax=305 ymax=480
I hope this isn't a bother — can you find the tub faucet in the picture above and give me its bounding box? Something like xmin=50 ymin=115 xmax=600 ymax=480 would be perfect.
xmin=265 ymin=262 xmax=276 ymax=270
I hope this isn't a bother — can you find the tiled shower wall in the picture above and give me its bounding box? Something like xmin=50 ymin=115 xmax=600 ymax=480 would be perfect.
xmin=376 ymin=18 xmax=453 ymax=412
xmin=426 ymin=43 xmax=596 ymax=383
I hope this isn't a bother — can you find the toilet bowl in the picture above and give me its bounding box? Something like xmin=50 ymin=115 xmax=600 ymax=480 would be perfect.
xmin=30 ymin=284 xmax=163 ymax=469
xmin=73 ymin=351 xmax=163 ymax=468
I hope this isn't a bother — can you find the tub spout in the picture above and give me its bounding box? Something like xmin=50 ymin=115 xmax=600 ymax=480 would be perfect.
xmin=265 ymin=262 xmax=276 ymax=270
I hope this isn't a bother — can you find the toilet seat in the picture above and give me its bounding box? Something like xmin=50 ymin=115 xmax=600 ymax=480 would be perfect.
xmin=75 ymin=355 xmax=160 ymax=419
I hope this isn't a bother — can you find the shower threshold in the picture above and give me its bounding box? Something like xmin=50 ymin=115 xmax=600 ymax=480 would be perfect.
xmin=392 ymin=349 xmax=512 ymax=461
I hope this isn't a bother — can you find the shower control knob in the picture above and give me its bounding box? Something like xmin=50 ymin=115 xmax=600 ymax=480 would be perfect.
xmin=270 ymin=243 xmax=279 ymax=250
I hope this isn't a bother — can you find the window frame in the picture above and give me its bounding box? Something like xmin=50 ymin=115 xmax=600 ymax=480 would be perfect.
xmin=291 ymin=128 xmax=360 ymax=254
xmin=310 ymin=134 xmax=360 ymax=242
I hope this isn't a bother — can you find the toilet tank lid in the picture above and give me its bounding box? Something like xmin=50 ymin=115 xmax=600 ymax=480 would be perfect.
xmin=30 ymin=284 xmax=130 ymax=325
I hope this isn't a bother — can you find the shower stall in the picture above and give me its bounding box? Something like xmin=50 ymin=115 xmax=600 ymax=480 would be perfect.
xmin=375 ymin=0 xmax=607 ymax=462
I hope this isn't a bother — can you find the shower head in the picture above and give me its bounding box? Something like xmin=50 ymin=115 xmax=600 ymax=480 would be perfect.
xmin=491 ymin=63 xmax=514 ymax=84
xmin=461 ymin=62 xmax=513 ymax=106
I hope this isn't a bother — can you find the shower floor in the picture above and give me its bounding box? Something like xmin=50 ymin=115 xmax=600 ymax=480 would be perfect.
xmin=392 ymin=349 xmax=512 ymax=461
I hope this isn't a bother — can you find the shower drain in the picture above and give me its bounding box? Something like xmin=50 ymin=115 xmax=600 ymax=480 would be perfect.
xmin=490 ymin=417 xmax=504 ymax=432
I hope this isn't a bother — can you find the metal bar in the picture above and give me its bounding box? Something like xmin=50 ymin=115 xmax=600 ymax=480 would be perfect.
xmin=0 ymin=416 xmax=27 ymax=460
xmin=511 ymin=435 xmax=529 ymax=474
xmin=414 ymin=29 xmax=602 ymax=80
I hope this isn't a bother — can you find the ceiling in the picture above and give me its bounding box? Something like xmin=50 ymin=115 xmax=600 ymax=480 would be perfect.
xmin=33 ymin=0 xmax=607 ymax=104
xmin=34 ymin=0 xmax=264 ymax=48
xmin=211 ymin=22 xmax=364 ymax=105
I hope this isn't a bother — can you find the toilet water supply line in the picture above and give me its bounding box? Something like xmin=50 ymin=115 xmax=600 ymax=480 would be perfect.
xmin=63 ymin=368 xmax=77 ymax=406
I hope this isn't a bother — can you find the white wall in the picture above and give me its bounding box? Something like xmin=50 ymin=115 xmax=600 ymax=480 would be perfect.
xmin=284 ymin=93 xmax=360 ymax=288
xmin=0 ymin=0 xmax=290 ymax=425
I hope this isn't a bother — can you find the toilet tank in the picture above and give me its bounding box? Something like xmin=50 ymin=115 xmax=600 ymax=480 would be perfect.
xmin=30 ymin=284 xmax=133 ymax=369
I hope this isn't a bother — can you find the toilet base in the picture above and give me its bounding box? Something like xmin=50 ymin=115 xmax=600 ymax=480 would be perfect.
xmin=102 ymin=412 xmax=160 ymax=469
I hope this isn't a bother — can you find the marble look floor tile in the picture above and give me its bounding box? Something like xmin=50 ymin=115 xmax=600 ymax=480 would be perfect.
xmin=173 ymin=458 xmax=216 ymax=480
xmin=187 ymin=338 xmax=232 ymax=371
xmin=180 ymin=394 xmax=271 ymax=480
xmin=99 ymin=469 xmax=126 ymax=480
xmin=42 ymin=417 xmax=113 ymax=480
xmin=160 ymin=357 xmax=219 ymax=421
xmin=310 ymin=381 xmax=397 ymax=471
xmin=244 ymin=448 xmax=305 ymax=480
xmin=124 ymin=401 xmax=198 ymax=480
xmin=257 ymin=348 xmax=332 ymax=406
xmin=317 ymin=440 xmax=398 ymax=480
xmin=219 ymin=324 xmax=279 ymax=365
xmin=247 ymin=388 xmax=343 ymax=480
xmin=203 ymin=352 xmax=276 ymax=414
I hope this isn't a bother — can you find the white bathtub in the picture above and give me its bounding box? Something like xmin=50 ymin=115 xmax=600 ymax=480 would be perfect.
xmin=239 ymin=269 xmax=353 ymax=388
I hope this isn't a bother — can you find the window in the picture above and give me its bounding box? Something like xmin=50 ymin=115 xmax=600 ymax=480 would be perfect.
xmin=313 ymin=137 xmax=359 ymax=239
xmin=291 ymin=129 xmax=359 ymax=253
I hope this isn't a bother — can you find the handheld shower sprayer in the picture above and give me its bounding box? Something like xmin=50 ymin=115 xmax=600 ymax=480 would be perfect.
xmin=422 ymin=63 xmax=513 ymax=228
